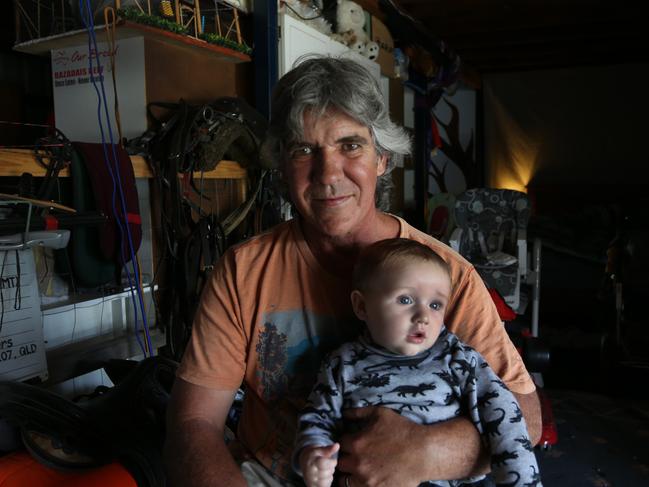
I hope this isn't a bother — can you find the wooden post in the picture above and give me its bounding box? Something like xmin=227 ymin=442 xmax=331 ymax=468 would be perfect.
xmin=214 ymin=1 xmax=222 ymax=36
xmin=194 ymin=0 xmax=202 ymax=34
xmin=174 ymin=0 xmax=181 ymax=24
xmin=233 ymin=8 xmax=241 ymax=44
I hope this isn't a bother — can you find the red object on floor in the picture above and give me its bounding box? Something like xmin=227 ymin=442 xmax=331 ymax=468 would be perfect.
xmin=0 ymin=451 xmax=137 ymax=487
xmin=537 ymin=387 xmax=559 ymax=448
xmin=487 ymin=288 xmax=517 ymax=321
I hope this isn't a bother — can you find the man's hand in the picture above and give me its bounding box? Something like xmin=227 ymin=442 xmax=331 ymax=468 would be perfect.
xmin=337 ymin=407 xmax=433 ymax=487
xmin=299 ymin=443 xmax=340 ymax=487
xmin=336 ymin=406 xmax=487 ymax=487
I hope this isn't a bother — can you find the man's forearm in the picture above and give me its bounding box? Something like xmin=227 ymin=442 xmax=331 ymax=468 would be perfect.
xmin=514 ymin=390 xmax=542 ymax=445
xmin=415 ymin=390 xmax=541 ymax=481
xmin=165 ymin=418 xmax=247 ymax=487
xmin=416 ymin=416 xmax=490 ymax=480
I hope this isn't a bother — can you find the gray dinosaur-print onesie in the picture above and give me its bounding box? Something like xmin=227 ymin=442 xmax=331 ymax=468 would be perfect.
xmin=295 ymin=327 xmax=542 ymax=487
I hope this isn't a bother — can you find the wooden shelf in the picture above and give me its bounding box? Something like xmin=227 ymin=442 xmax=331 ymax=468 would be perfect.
xmin=13 ymin=19 xmax=251 ymax=63
xmin=0 ymin=149 xmax=247 ymax=179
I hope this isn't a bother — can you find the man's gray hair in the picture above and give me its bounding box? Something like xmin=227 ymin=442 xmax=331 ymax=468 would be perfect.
xmin=263 ymin=55 xmax=411 ymax=210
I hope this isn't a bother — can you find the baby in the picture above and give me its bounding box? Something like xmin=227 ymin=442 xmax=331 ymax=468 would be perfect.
xmin=294 ymin=238 xmax=542 ymax=487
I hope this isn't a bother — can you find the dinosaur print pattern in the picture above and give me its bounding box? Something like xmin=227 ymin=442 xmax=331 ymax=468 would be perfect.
xmin=295 ymin=328 xmax=542 ymax=486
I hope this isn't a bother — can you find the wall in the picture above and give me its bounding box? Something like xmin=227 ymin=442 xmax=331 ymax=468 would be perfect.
xmin=483 ymin=64 xmax=649 ymax=388
xmin=429 ymin=85 xmax=477 ymax=195
xmin=484 ymin=63 xmax=649 ymax=194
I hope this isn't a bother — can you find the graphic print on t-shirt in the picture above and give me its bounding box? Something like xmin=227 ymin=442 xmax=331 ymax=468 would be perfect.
xmin=256 ymin=309 xmax=359 ymax=402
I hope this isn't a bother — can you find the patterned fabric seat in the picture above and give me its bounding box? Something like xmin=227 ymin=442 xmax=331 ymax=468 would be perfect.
xmin=449 ymin=188 xmax=530 ymax=311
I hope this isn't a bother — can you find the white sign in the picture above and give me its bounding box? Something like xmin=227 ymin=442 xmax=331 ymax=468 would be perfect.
xmin=0 ymin=246 xmax=48 ymax=382
xmin=51 ymin=37 xmax=147 ymax=143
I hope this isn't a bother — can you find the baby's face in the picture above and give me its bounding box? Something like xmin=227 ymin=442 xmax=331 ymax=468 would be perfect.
xmin=355 ymin=260 xmax=451 ymax=356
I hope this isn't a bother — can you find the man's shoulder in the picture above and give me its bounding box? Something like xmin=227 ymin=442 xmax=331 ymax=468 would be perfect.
xmin=213 ymin=220 xmax=301 ymax=279
xmin=396 ymin=216 xmax=472 ymax=270
xmin=228 ymin=220 xmax=297 ymax=256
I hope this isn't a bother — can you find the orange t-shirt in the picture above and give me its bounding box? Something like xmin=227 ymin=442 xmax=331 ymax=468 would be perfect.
xmin=178 ymin=215 xmax=535 ymax=480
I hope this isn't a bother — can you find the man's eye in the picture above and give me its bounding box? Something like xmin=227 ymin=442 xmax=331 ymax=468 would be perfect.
xmin=290 ymin=146 xmax=313 ymax=159
xmin=342 ymin=143 xmax=361 ymax=153
xmin=398 ymin=296 xmax=413 ymax=305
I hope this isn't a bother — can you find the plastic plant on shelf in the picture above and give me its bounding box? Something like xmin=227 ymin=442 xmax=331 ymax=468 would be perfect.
xmin=14 ymin=0 xmax=252 ymax=56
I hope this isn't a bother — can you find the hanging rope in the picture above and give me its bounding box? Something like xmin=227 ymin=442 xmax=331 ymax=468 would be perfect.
xmin=104 ymin=6 xmax=124 ymax=146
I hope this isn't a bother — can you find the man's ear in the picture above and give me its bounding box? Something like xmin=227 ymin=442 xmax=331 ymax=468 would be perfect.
xmin=376 ymin=154 xmax=388 ymax=176
xmin=350 ymin=290 xmax=368 ymax=321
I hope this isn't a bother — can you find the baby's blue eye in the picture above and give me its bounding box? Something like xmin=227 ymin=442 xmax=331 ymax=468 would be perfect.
xmin=430 ymin=302 xmax=441 ymax=310
xmin=398 ymin=296 xmax=413 ymax=305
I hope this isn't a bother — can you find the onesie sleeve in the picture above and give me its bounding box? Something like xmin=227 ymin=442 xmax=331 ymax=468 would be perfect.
xmin=459 ymin=346 xmax=543 ymax=486
xmin=292 ymin=351 xmax=346 ymax=475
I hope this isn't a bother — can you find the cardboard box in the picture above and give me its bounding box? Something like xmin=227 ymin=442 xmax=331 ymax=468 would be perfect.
xmin=371 ymin=15 xmax=395 ymax=78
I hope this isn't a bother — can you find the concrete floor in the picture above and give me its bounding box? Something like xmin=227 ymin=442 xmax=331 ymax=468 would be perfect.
xmin=535 ymin=388 xmax=649 ymax=486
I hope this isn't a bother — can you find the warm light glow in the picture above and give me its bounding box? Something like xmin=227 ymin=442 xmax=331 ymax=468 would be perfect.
xmin=486 ymin=87 xmax=540 ymax=193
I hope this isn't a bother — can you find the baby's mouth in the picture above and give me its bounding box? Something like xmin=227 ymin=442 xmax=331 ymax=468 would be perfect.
xmin=407 ymin=330 xmax=426 ymax=343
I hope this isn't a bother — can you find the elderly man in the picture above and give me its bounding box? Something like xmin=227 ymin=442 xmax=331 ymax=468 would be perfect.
xmin=165 ymin=56 xmax=541 ymax=487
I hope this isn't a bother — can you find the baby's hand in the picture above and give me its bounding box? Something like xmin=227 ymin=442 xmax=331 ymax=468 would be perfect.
xmin=299 ymin=443 xmax=340 ymax=487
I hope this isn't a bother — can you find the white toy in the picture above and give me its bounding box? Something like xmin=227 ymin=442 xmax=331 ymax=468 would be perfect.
xmin=336 ymin=0 xmax=367 ymax=43
xmin=331 ymin=0 xmax=367 ymax=47
xmin=363 ymin=41 xmax=379 ymax=61
xmin=349 ymin=39 xmax=365 ymax=55
xmin=329 ymin=0 xmax=380 ymax=61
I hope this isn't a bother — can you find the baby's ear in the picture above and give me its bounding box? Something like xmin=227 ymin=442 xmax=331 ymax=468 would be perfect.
xmin=350 ymin=290 xmax=367 ymax=320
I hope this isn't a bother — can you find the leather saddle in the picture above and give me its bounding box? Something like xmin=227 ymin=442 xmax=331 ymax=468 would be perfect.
xmin=0 ymin=356 xmax=178 ymax=487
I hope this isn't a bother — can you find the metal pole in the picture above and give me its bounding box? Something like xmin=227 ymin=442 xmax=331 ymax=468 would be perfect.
xmin=531 ymin=237 xmax=542 ymax=337
xmin=253 ymin=0 xmax=277 ymax=119
xmin=413 ymin=93 xmax=429 ymax=231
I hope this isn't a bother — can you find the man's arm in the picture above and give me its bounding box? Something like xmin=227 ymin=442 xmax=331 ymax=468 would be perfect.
xmin=336 ymin=390 xmax=541 ymax=487
xmin=165 ymin=378 xmax=247 ymax=487
xmin=515 ymin=389 xmax=542 ymax=445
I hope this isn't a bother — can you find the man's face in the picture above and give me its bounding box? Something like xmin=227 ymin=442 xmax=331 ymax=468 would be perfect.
xmin=351 ymin=260 xmax=451 ymax=356
xmin=283 ymin=109 xmax=387 ymax=240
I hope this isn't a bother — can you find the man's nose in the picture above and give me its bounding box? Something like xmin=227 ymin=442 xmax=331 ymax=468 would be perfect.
xmin=313 ymin=148 xmax=343 ymax=184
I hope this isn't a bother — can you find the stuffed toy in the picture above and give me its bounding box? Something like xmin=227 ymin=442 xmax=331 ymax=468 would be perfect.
xmin=363 ymin=41 xmax=379 ymax=61
xmin=330 ymin=0 xmax=367 ymax=49
xmin=328 ymin=0 xmax=381 ymax=61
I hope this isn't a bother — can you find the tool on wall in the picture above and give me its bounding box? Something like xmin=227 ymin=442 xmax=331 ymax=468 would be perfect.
xmin=140 ymin=96 xmax=270 ymax=361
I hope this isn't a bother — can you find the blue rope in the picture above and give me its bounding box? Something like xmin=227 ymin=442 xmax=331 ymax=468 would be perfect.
xmin=79 ymin=0 xmax=153 ymax=355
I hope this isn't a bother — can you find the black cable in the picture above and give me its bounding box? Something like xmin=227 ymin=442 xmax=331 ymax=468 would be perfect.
xmin=0 ymin=251 xmax=8 ymax=334
xmin=13 ymin=251 xmax=21 ymax=311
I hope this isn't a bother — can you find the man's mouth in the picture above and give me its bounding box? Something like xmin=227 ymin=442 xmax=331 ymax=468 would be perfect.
xmin=312 ymin=195 xmax=350 ymax=207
